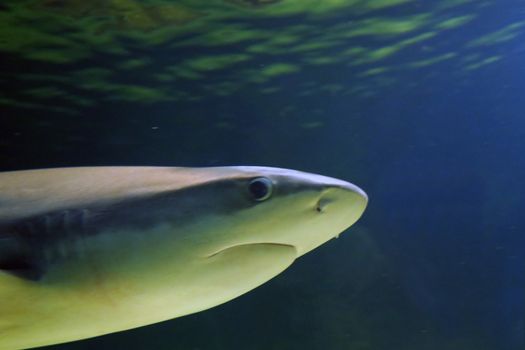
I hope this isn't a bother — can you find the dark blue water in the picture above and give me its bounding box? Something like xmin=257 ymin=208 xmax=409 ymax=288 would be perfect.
xmin=1 ymin=1 xmax=524 ymax=349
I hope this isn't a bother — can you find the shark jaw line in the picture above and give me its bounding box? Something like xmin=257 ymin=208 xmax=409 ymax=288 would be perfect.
xmin=206 ymin=242 xmax=297 ymax=258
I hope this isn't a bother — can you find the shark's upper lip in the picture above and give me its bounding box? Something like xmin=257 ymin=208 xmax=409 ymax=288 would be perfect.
xmin=207 ymin=242 xmax=296 ymax=258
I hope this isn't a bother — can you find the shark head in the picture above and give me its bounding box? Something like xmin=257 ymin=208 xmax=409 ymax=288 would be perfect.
xmin=182 ymin=166 xmax=368 ymax=259
xmin=123 ymin=166 xmax=369 ymax=318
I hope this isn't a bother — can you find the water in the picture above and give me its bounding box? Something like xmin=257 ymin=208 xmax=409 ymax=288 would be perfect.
xmin=1 ymin=1 xmax=524 ymax=349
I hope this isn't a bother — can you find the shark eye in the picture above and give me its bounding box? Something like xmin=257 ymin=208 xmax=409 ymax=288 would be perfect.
xmin=248 ymin=177 xmax=273 ymax=201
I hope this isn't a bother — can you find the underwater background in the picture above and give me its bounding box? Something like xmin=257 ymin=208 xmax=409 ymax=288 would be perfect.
xmin=1 ymin=0 xmax=524 ymax=349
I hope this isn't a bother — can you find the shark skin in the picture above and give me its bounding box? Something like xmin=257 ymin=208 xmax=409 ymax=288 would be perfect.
xmin=0 ymin=166 xmax=368 ymax=349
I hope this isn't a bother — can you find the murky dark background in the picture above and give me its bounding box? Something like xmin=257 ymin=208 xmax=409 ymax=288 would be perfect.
xmin=1 ymin=1 xmax=524 ymax=349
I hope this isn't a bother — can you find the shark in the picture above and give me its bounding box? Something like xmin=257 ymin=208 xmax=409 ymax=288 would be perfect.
xmin=0 ymin=166 xmax=367 ymax=349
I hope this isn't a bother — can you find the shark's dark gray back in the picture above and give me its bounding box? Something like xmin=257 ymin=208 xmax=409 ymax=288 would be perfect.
xmin=0 ymin=167 xmax=229 ymax=222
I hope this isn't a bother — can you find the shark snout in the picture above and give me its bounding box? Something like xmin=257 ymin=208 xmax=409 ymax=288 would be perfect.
xmin=316 ymin=181 xmax=368 ymax=216
xmin=315 ymin=180 xmax=368 ymax=229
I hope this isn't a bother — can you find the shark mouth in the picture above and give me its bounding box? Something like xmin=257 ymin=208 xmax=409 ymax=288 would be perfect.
xmin=206 ymin=242 xmax=297 ymax=258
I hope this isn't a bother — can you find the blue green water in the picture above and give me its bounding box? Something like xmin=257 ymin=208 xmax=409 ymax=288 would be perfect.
xmin=1 ymin=0 xmax=524 ymax=349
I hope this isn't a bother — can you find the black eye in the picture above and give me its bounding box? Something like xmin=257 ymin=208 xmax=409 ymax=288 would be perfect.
xmin=248 ymin=177 xmax=273 ymax=201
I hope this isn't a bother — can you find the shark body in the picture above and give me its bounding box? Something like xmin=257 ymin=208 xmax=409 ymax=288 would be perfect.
xmin=0 ymin=166 xmax=367 ymax=349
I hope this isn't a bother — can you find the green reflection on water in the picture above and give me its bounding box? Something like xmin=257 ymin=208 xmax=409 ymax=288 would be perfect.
xmin=0 ymin=0 xmax=516 ymax=112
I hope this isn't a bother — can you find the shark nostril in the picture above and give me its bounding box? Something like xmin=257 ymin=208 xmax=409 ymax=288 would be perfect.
xmin=316 ymin=198 xmax=332 ymax=213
